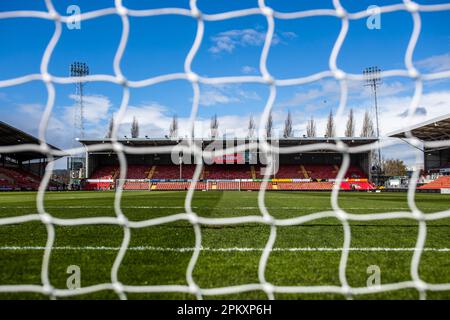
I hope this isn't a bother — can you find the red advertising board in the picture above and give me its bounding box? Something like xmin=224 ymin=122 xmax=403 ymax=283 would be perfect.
xmin=213 ymin=153 xmax=244 ymax=164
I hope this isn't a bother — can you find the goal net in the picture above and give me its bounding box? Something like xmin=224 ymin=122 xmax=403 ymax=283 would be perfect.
xmin=0 ymin=0 xmax=450 ymax=300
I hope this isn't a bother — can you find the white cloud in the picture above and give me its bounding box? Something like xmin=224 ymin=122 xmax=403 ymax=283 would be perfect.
xmin=199 ymin=85 xmax=261 ymax=107
xmin=416 ymin=52 xmax=450 ymax=73
xmin=241 ymin=65 xmax=257 ymax=74
xmin=208 ymin=28 xmax=296 ymax=54
xmin=67 ymin=94 xmax=111 ymax=124
xmin=276 ymin=79 xmax=340 ymax=109
xmin=200 ymin=88 xmax=240 ymax=107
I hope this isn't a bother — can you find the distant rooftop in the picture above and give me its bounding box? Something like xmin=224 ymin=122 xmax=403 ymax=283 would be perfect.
xmin=79 ymin=137 xmax=378 ymax=148
xmin=0 ymin=121 xmax=61 ymax=161
xmin=388 ymin=114 xmax=450 ymax=141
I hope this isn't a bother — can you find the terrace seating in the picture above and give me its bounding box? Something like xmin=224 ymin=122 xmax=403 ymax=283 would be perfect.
xmin=241 ymin=182 xmax=263 ymax=190
xmin=90 ymin=165 xmax=118 ymax=180
xmin=419 ymin=176 xmax=450 ymax=189
xmin=271 ymin=165 xmax=303 ymax=179
xmin=152 ymin=165 xmax=197 ymax=180
xmin=216 ymin=181 xmax=240 ymax=190
xmin=275 ymin=182 xmax=334 ymax=190
xmin=154 ymin=181 xmax=206 ymax=190
xmin=203 ymin=165 xmax=252 ymax=179
xmin=123 ymin=181 xmax=149 ymax=190
xmin=0 ymin=167 xmax=41 ymax=190
xmin=126 ymin=165 xmax=149 ymax=179
xmin=304 ymin=165 xmax=338 ymax=180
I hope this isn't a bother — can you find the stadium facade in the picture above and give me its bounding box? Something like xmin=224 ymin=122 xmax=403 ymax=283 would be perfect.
xmin=79 ymin=137 xmax=378 ymax=191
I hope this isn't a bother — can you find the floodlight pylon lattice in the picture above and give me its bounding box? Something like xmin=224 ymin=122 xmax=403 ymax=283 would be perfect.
xmin=70 ymin=61 xmax=89 ymax=142
xmin=364 ymin=66 xmax=382 ymax=184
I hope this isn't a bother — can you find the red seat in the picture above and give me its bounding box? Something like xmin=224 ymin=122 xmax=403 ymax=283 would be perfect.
xmin=419 ymin=176 xmax=450 ymax=189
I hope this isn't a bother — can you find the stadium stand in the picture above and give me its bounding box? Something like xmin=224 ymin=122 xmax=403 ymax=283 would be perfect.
xmin=152 ymin=164 xmax=197 ymax=180
xmin=126 ymin=165 xmax=149 ymax=179
xmin=80 ymin=138 xmax=377 ymax=191
xmin=346 ymin=165 xmax=367 ymax=179
xmin=123 ymin=180 xmax=150 ymax=190
xmin=418 ymin=176 xmax=450 ymax=190
xmin=90 ymin=165 xmax=119 ymax=180
xmin=0 ymin=121 xmax=62 ymax=191
xmin=203 ymin=165 xmax=252 ymax=179
xmin=154 ymin=181 xmax=207 ymax=190
xmin=0 ymin=167 xmax=41 ymax=190
xmin=390 ymin=114 xmax=450 ymax=191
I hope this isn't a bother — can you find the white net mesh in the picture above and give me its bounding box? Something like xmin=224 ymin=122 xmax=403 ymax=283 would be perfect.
xmin=0 ymin=0 xmax=450 ymax=300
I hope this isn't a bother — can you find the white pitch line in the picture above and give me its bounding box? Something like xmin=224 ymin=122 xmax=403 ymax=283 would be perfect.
xmin=0 ymin=246 xmax=449 ymax=252
xmin=1 ymin=206 xmax=448 ymax=210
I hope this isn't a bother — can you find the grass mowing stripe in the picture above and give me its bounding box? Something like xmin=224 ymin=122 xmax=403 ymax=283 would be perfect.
xmin=0 ymin=246 xmax=449 ymax=252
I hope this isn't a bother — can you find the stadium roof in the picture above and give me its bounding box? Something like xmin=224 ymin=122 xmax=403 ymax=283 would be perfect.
xmin=80 ymin=137 xmax=378 ymax=148
xmin=388 ymin=114 xmax=450 ymax=141
xmin=0 ymin=121 xmax=61 ymax=161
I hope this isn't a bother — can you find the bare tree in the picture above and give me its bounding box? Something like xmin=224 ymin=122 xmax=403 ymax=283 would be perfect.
xmin=265 ymin=112 xmax=273 ymax=138
xmin=248 ymin=115 xmax=256 ymax=139
xmin=210 ymin=114 xmax=219 ymax=138
xmin=131 ymin=116 xmax=139 ymax=138
xmin=325 ymin=110 xmax=335 ymax=137
xmin=283 ymin=110 xmax=293 ymax=138
xmin=105 ymin=116 xmax=114 ymax=138
xmin=345 ymin=108 xmax=355 ymax=137
xmin=360 ymin=110 xmax=375 ymax=137
xmin=306 ymin=116 xmax=316 ymax=137
xmin=169 ymin=115 xmax=178 ymax=139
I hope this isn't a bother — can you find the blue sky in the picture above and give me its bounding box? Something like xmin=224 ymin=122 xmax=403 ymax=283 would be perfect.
xmin=0 ymin=0 xmax=449 ymax=169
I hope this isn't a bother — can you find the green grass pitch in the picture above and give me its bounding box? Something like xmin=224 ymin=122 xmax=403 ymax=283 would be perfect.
xmin=0 ymin=191 xmax=449 ymax=300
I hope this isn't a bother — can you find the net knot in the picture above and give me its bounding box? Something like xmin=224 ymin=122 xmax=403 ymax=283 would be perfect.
xmin=408 ymin=68 xmax=420 ymax=79
xmin=40 ymin=213 xmax=53 ymax=225
xmin=42 ymin=284 xmax=54 ymax=296
xmin=116 ymin=75 xmax=128 ymax=86
xmin=187 ymin=72 xmax=199 ymax=83
xmin=117 ymin=214 xmax=129 ymax=227
xmin=191 ymin=7 xmax=202 ymax=19
xmin=405 ymin=1 xmax=420 ymax=13
xmin=261 ymin=7 xmax=274 ymax=18
xmin=113 ymin=282 xmax=124 ymax=294
xmin=49 ymin=10 xmax=60 ymax=22
xmin=187 ymin=213 xmax=199 ymax=225
xmin=116 ymin=5 xmax=128 ymax=16
xmin=262 ymin=282 xmax=274 ymax=294
xmin=189 ymin=283 xmax=200 ymax=295
xmin=333 ymin=69 xmax=346 ymax=81
xmin=263 ymin=74 xmax=275 ymax=85
xmin=42 ymin=73 xmax=52 ymax=84
xmin=335 ymin=7 xmax=347 ymax=18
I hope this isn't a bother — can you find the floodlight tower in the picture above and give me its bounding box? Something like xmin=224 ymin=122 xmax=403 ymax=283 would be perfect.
xmin=69 ymin=62 xmax=89 ymax=188
xmin=70 ymin=62 xmax=89 ymax=140
xmin=364 ymin=66 xmax=382 ymax=184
